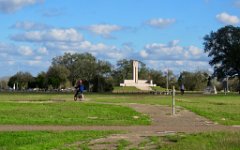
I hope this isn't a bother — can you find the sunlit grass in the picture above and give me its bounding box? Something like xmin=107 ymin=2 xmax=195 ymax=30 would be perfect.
xmin=90 ymin=93 xmax=240 ymax=125
xmin=0 ymin=130 xmax=118 ymax=150
xmin=0 ymin=98 xmax=150 ymax=125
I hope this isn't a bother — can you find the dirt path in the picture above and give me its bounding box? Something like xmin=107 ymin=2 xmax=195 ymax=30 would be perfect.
xmin=0 ymin=103 xmax=239 ymax=149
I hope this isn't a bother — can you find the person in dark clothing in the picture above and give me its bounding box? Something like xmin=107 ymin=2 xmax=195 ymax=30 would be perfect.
xmin=74 ymin=80 xmax=84 ymax=101
xmin=180 ymin=84 xmax=185 ymax=95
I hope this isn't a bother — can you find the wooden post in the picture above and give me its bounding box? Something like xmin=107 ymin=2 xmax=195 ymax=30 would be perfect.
xmin=172 ymin=86 xmax=175 ymax=115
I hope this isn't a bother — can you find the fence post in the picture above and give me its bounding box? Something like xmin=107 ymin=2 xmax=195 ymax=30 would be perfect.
xmin=172 ymin=86 xmax=175 ymax=115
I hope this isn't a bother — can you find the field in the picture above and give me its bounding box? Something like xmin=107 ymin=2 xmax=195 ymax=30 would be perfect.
xmin=0 ymin=92 xmax=239 ymax=149
xmin=0 ymin=131 xmax=119 ymax=150
xmin=90 ymin=94 xmax=240 ymax=125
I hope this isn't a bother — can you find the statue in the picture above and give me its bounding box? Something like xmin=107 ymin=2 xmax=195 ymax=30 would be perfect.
xmin=207 ymin=76 xmax=212 ymax=87
xmin=204 ymin=76 xmax=217 ymax=94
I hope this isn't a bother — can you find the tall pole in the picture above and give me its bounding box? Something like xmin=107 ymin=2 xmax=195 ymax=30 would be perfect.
xmin=166 ymin=69 xmax=169 ymax=94
xmin=227 ymin=76 xmax=229 ymax=93
xmin=172 ymin=86 xmax=175 ymax=115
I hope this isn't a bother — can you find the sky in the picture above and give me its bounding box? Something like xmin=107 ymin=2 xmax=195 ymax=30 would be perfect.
xmin=0 ymin=0 xmax=240 ymax=77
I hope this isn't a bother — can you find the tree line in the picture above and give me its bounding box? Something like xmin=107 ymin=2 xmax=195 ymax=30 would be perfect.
xmin=3 ymin=52 xmax=238 ymax=92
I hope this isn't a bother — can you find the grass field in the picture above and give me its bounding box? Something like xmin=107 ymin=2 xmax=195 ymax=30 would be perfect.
xmin=0 ymin=93 xmax=239 ymax=125
xmin=112 ymin=86 xmax=143 ymax=93
xmin=0 ymin=92 xmax=239 ymax=149
xmin=0 ymin=94 xmax=150 ymax=125
xmin=137 ymin=131 xmax=240 ymax=150
xmin=177 ymin=94 xmax=240 ymax=125
xmin=90 ymin=94 xmax=240 ymax=125
xmin=0 ymin=130 xmax=118 ymax=150
xmin=151 ymin=86 xmax=167 ymax=91
xmin=0 ymin=131 xmax=239 ymax=150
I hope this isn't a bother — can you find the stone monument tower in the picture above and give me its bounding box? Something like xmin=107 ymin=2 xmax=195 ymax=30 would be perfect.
xmin=120 ymin=60 xmax=156 ymax=89
xmin=133 ymin=60 xmax=138 ymax=84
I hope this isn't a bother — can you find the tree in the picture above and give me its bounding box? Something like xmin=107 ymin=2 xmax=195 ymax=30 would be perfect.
xmin=116 ymin=59 xmax=133 ymax=81
xmin=165 ymin=70 xmax=178 ymax=89
xmin=74 ymin=53 xmax=97 ymax=91
xmin=95 ymin=60 xmax=113 ymax=92
xmin=46 ymin=65 xmax=70 ymax=89
xmin=52 ymin=53 xmax=81 ymax=86
xmin=203 ymin=25 xmax=240 ymax=93
xmin=178 ymin=71 xmax=208 ymax=91
xmin=148 ymin=69 xmax=165 ymax=87
xmin=0 ymin=80 xmax=8 ymax=90
xmin=8 ymin=72 xmax=34 ymax=90
xmin=52 ymin=53 xmax=103 ymax=91
xmin=35 ymin=71 xmax=48 ymax=89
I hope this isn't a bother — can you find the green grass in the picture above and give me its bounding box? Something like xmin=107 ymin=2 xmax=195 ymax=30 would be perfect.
xmin=117 ymin=139 xmax=131 ymax=150
xmin=0 ymin=93 xmax=240 ymax=149
xmin=151 ymin=86 xmax=167 ymax=91
xmin=177 ymin=94 xmax=240 ymax=125
xmin=0 ymin=101 xmax=150 ymax=125
xmin=162 ymin=132 xmax=240 ymax=150
xmin=112 ymin=132 xmax=240 ymax=150
xmin=90 ymin=94 xmax=240 ymax=125
xmin=90 ymin=94 xmax=172 ymax=105
xmin=0 ymin=130 xmax=118 ymax=150
xmin=0 ymin=93 xmax=239 ymax=125
xmin=0 ymin=92 xmax=73 ymax=102
xmin=113 ymin=86 xmax=143 ymax=93
xmin=0 ymin=130 xmax=239 ymax=150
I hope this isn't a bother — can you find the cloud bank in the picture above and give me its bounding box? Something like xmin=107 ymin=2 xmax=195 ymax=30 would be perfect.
xmin=0 ymin=0 xmax=43 ymax=13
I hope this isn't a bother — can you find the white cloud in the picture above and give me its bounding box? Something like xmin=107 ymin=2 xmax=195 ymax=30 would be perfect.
xmin=216 ymin=12 xmax=240 ymax=25
xmin=169 ymin=40 xmax=180 ymax=46
xmin=76 ymin=41 xmax=127 ymax=60
xmin=144 ymin=41 xmax=184 ymax=58
xmin=140 ymin=50 xmax=148 ymax=58
xmin=37 ymin=47 xmax=48 ymax=54
xmin=12 ymin=21 xmax=50 ymax=30
xmin=8 ymin=60 xmax=15 ymax=65
xmin=139 ymin=40 xmax=207 ymax=61
xmin=34 ymin=56 xmax=42 ymax=60
xmin=27 ymin=60 xmax=41 ymax=65
xmin=27 ymin=56 xmax=42 ymax=65
xmin=146 ymin=18 xmax=176 ymax=28
xmin=87 ymin=24 xmax=122 ymax=38
xmin=188 ymin=46 xmax=201 ymax=56
xmin=18 ymin=45 xmax=33 ymax=56
xmin=145 ymin=60 xmax=211 ymax=74
xmin=11 ymin=28 xmax=84 ymax=42
xmin=42 ymin=39 xmax=129 ymax=60
xmin=0 ymin=0 xmax=43 ymax=13
xmin=176 ymin=61 xmax=184 ymax=65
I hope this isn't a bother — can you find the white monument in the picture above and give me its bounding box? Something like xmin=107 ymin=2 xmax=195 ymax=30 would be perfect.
xmin=120 ymin=60 xmax=156 ymax=90
xmin=203 ymin=76 xmax=217 ymax=94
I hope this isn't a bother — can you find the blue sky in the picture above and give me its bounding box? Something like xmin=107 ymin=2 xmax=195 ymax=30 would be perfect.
xmin=0 ymin=0 xmax=240 ymax=77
